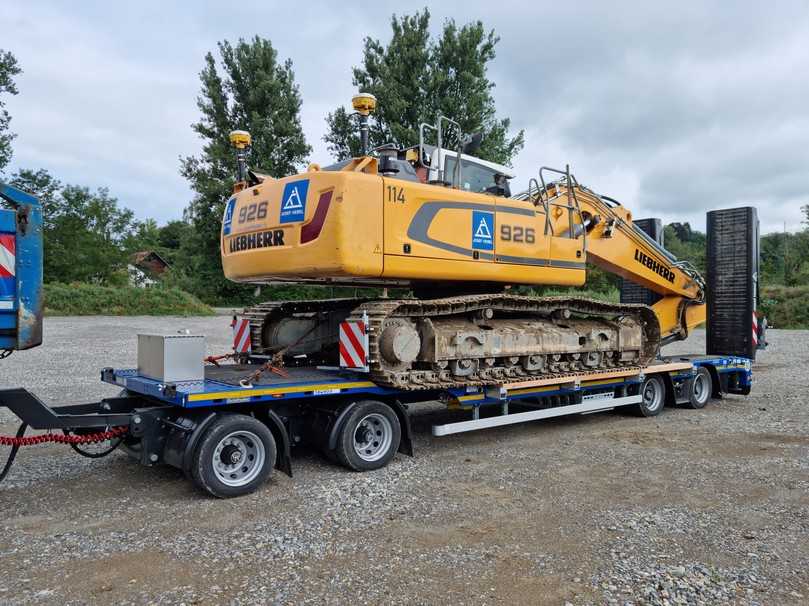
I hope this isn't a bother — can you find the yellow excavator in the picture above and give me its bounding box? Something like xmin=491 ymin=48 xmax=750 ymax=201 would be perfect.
xmin=220 ymin=93 xmax=706 ymax=389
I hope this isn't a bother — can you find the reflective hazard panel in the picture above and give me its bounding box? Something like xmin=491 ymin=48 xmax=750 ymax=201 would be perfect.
xmin=0 ymin=233 xmax=16 ymax=305
xmin=339 ymin=315 xmax=369 ymax=371
xmin=233 ymin=317 xmax=251 ymax=353
xmin=471 ymin=210 xmax=494 ymax=251
xmin=279 ymin=179 xmax=309 ymax=223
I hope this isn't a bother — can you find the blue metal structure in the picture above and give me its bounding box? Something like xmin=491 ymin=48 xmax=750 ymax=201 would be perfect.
xmin=100 ymin=355 xmax=752 ymax=410
xmin=0 ymin=183 xmax=43 ymax=351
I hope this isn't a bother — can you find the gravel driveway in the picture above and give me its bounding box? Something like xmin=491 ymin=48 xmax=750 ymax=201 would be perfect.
xmin=0 ymin=317 xmax=807 ymax=605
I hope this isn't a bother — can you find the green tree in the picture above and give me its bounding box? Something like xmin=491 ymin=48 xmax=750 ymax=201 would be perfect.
xmin=802 ymin=204 xmax=808 ymax=227
xmin=7 ymin=168 xmax=61 ymax=219
xmin=123 ymin=218 xmax=160 ymax=253
xmin=0 ymin=50 xmax=21 ymax=174
xmin=10 ymin=168 xmax=137 ymax=283
xmin=663 ymin=223 xmax=706 ymax=274
xmin=180 ymin=36 xmax=311 ymax=303
xmin=47 ymin=185 xmax=136 ymax=283
xmin=324 ymin=9 xmax=524 ymax=165
xmin=158 ymin=220 xmax=192 ymax=250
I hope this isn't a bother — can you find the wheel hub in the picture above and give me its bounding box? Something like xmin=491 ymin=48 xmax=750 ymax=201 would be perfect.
xmin=221 ymin=444 xmax=243 ymax=465
xmin=352 ymin=413 xmax=393 ymax=462
xmin=212 ymin=431 xmax=266 ymax=487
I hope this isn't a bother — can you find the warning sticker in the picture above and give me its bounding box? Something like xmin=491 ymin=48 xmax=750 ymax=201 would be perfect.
xmin=279 ymin=179 xmax=309 ymax=223
xmin=471 ymin=210 xmax=494 ymax=251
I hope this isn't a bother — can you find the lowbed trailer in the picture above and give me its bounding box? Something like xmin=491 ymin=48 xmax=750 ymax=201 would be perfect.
xmin=0 ymin=185 xmax=761 ymax=497
xmin=0 ymin=350 xmax=751 ymax=498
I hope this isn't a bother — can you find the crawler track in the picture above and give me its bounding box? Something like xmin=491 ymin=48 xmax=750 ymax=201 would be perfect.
xmin=243 ymin=295 xmax=660 ymax=390
xmin=345 ymin=295 xmax=660 ymax=389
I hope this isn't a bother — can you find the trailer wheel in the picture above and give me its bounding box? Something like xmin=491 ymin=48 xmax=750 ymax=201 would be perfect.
xmin=635 ymin=375 xmax=666 ymax=417
xmin=685 ymin=367 xmax=712 ymax=409
xmin=191 ymin=414 xmax=276 ymax=498
xmin=336 ymin=401 xmax=401 ymax=472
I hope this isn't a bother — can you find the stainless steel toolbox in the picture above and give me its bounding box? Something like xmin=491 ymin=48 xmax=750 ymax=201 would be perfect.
xmin=137 ymin=334 xmax=205 ymax=382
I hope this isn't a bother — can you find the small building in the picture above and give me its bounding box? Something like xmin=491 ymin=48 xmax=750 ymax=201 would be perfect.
xmin=128 ymin=251 xmax=170 ymax=288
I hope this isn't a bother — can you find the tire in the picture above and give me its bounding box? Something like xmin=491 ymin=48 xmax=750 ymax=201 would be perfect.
xmin=685 ymin=367 xmax=712 ymax=409
xmin=335 ymin=401 xmax=401 ymax=472
xmin=191 ymin=414 xmax=276 ymax=498
xmin=634 ymin=375 xmax=666 ymax=417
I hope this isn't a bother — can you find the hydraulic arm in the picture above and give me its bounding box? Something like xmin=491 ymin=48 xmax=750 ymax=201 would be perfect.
xmin=529 ymin=168 xmax=706 ymax=344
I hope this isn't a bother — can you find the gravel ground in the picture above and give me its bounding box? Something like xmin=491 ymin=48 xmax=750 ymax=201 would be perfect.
xmin=0 ymin=317 xmax=807 ymax=605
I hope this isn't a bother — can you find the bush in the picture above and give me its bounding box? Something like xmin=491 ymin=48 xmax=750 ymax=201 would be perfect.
xmin=759 ymin=284 xmax=809 ymax=329
xmin=44 ymin=283 xmax=214 ymax=316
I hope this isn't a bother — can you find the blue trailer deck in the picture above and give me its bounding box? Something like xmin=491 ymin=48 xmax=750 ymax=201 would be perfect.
xmin=100 ymin=354 xmax=752 ymax=412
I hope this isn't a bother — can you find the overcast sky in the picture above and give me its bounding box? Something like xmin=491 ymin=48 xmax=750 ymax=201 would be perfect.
xmin=1 ymin=1 xmax=807 ymax=233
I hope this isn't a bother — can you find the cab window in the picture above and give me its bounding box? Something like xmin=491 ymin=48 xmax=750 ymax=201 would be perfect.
xmin=443 ymin=157 xmax=500 ymax=193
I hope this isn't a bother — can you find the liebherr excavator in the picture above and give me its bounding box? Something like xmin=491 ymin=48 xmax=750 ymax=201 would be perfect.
xmin=221 ymin=94 xmax=707 ymax=390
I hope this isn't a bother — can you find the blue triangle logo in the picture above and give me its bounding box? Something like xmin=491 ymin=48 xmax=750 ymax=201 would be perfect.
xmin=475 ymin=217 xmax=492 ymax=239
xmin=282 ymin=186 xmax=304 ymax=210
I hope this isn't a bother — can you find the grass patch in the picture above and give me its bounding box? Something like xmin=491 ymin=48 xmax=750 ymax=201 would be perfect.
xmin=45 ymin=282 xmax=214 ymax=316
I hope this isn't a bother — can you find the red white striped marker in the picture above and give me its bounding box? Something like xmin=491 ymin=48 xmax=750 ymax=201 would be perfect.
xmin=0 ymin=233 xmax=16 ymax=306
xmin=233 ymin=317 xmax=252 ymax=354
xmin=752 ymin=311 xmax=758 ymax=346
xmin=339 ymin=315 xmax=369 ymax=371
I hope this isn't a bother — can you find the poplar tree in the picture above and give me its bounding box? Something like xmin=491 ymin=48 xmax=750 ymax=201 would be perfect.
xmin=0 ymin=50 xmax=21 ymax=174
xmin=324 ymin=9 xmax=523 ymax=165
xmin=180 ymin=37 xmax=311 ymax=302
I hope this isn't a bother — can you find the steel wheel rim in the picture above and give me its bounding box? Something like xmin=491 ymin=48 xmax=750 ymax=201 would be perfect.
xmin=643 ymin=379 xmax=663 ymax=411
xmin=212 ymin=430 xmax=266 ymax=487
xmin=353 ymin=413 xmax=393 ymax=462
xmin=693 ymin=373 xmax=709 ymax=403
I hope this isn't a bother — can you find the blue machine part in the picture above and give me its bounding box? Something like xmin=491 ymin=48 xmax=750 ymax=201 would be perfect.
xmin=0 ymin=183 xmax=43 ymax=351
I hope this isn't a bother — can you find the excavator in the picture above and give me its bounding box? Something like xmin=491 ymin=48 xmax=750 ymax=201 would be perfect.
xmin=220 ymin=93 xmax=707 ymax=390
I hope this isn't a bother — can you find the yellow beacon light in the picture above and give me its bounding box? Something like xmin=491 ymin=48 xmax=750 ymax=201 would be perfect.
xmin=229 ymin=130 xmax=252 ymax=150
xmin=352 ymin=93 xmax=377 ymax=156
xmin=351 ymin=93 xmax=377 ymax=116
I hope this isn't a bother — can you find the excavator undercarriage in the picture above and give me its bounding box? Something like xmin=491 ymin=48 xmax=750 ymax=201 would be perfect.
xmin=243 ymin=295 xmax=660 ymax=390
